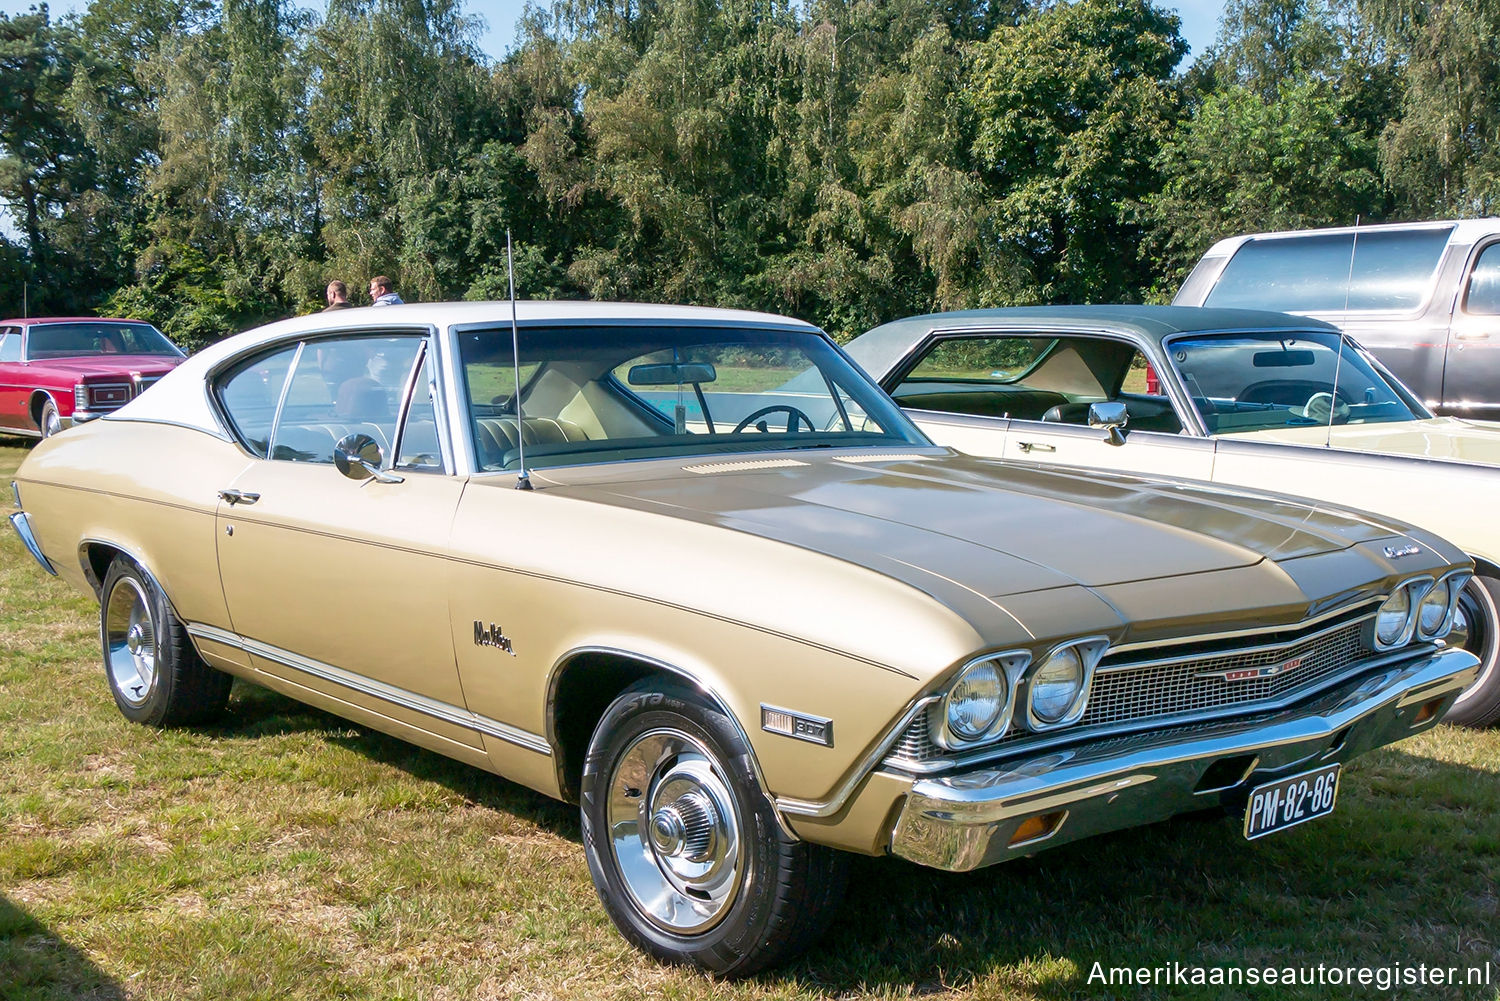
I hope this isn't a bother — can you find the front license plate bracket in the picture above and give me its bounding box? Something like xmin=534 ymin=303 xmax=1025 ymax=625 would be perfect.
xmin=1243 ymin=763 xmax=1341 ymax=841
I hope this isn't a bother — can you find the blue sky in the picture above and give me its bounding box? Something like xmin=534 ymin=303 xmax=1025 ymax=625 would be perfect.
xmin=1 ymin=0 xmax=1228 ymax=65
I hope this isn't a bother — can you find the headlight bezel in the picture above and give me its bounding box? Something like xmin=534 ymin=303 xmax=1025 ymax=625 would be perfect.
xmin=935 ymin=651 xmax=1027 ymax=750
xmin=1415 ymin=570 xmax=1471 ymax=642
xmin=1024 ymin=636 xmax=1110 ymax=731
xmin=1373 ymin=576 xmax=1432 ymax=650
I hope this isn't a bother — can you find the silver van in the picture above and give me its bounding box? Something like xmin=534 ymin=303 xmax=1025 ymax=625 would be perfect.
xmin=1174 ymin=219 xmax=1500 ymax=419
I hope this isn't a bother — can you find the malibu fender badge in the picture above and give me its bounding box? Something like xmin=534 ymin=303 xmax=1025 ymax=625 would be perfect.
xmin=473 ymin=621 xmax=515 ymax=655
xmin=1384 ymin=544 xmax=1421 ymax=559
xmin=760 ymin=704 xmax=833 ymax=747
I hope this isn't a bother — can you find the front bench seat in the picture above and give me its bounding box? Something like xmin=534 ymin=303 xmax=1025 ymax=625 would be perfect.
xmin=475 ymin=417 xmax=590 ymax=467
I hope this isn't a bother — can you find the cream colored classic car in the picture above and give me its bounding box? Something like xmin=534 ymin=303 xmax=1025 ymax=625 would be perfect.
xmin=847 ymin=305 xmax=1500 ymax=727
xmin=8 ymin=302 xmax=1481 ymax=974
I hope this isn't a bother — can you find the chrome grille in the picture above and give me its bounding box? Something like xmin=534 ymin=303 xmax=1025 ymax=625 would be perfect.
xmin=134 ymin=375 xmax=161 ymax=396
xmin=1080 ymin=619 xmax=1371 ymax=728
xmin=888 ymin=715 xmax=939 ymax=763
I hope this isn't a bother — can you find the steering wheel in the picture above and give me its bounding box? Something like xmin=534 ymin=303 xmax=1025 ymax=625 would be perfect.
xmin=1299 ymin=391 xmax=1351 ymax=423
xmin=731 ymin=405 xmax=816 ymax=434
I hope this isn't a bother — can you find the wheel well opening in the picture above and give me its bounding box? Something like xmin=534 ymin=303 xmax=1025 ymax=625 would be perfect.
xmin=1470 ymin=556 xmax=1500 ymax=581
xmin=550 ymin=653 xmax=666 ymax=803
xmin=81 ymin=542 xmax=126 ymax=597
xmin=30 ymin=392 xmax=52 ymax=425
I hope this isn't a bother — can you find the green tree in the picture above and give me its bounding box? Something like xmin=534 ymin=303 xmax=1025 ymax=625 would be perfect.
xmin=966 ymin=0 xmax=1188 ymax=303
xmin=1363 ymin=0 xmax=1500 ymax=214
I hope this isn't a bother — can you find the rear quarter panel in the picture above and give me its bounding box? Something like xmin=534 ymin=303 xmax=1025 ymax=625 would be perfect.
xmin=17 ymin=421 xmax=252 ymax=631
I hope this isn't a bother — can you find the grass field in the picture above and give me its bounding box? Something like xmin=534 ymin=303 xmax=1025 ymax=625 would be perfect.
xmin=2 ymin=439 xmax=1497 ymax=1000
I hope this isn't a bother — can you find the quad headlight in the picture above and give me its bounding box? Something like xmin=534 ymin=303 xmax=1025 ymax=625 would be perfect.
xmin=1416 ymin=572 xmax=1470 ymax=641
xmin=938 ymin=653 xmax=1025 ymax=748
xmin=1375 ymin=584 xmax=1415 ymax=648
xmin=1026 ymin=638 xmax=1109 ymax=729
xmin=1373 ymin=575 xmax=1468 ymax=649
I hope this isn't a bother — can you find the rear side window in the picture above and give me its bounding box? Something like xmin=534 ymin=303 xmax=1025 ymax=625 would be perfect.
xmin=0 ymin=331 xmax=19 ymax=363
xmin=1464 ymin=243 xmax=1500 ymax=315
xmin=217 ymin=345 xmax=298 ymax=457
xmin=1205 ymin=228 xmax=1453 ymax=312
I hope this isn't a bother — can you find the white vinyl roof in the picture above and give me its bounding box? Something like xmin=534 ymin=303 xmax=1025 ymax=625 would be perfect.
xmin=109 ymin=300 xmax=822 ymax=440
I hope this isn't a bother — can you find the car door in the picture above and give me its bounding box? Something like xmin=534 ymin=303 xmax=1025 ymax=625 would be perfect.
xmin=0 ymin=327 xmax=23 ymax=430
xmin=211 ymin=331 xmax=478 ymax=747
xmin=1445 ymin=238 xmax=1500 ymax=418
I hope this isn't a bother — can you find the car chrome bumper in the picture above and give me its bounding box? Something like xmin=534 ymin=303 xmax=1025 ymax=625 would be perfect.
xmin=8 ymin=511 xmax=57 ymax=576
xmin=888 ymin=647 xmax=1479 ymax=872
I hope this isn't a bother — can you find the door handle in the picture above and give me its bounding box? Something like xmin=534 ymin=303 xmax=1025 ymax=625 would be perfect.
xmin=218 ymin=489 xmax=261 ymax=505
xmin=1016 ymin=441 xmax=1056 ymax=453
xmin=1455 ymin=329 xmax=1493 ymax=341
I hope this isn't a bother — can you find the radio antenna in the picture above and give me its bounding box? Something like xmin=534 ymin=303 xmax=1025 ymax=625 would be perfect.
xmin=1328 ymin=216 xmax=1358 ymax=447
xmin=507 ymin=230 xmax=532 ymax=491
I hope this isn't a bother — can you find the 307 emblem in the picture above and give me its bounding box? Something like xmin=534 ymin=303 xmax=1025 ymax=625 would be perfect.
xmin=473 ymin=621 xmax=515 ymax=655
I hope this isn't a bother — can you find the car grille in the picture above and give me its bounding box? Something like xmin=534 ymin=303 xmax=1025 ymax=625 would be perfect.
xmin=886 ymin=610 xmax=1377 ymax=768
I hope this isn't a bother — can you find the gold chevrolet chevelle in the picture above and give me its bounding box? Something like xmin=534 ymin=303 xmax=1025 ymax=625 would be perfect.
xmin=6 ymin=302 xmax=1483 ymax=974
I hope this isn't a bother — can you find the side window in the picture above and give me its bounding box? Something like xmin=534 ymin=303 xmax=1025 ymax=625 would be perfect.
xmin=0 ymin=331 xmax=19 ymax=363
xmin=217 ymin=345 xmax=299 ymax=457
xmin=1464 ymin=243 xmax=1500 ymax=315
xmin=1205 ymin=228 xmax=1453 ymax=312
xmin=901 ymin=337 xmax=1053 ymax=384
xmin=271 ymin=336 xmax=423 ymax=463
xmin=394 ymin=352 xmax=446 ymax=472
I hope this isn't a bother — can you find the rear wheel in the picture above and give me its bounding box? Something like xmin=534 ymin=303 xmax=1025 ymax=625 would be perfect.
xmin=101 ymin=558 xmax=232 ymax=727
xmin=1445 ymin=575 xmax=1500 ymax=727
xmin=580 ymin=679 xmax=847 ymax=976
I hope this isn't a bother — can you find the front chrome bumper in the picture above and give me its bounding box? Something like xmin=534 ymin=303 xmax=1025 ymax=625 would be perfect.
xmin=8 ymin=510 xmax=57 ymax=575
xmin=888 ymin=647 xmax=1479 ymax=871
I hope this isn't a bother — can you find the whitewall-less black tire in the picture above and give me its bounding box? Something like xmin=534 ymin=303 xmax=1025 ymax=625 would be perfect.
xmin=100 ymin=558 xmax=232 ymax=727
xmin=1446 ymin=575 xmax=1500 ymax=727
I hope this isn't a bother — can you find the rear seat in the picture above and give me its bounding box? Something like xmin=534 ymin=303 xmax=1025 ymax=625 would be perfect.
xmin=894 ymin=389 xmax=1069 ymax=421
xmin=475 ymin=417 xmax=590 ymax=466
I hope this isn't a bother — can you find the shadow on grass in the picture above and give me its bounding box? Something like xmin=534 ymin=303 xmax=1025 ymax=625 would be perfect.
xmin=191 ymin=682 xmax=1500 ymax=998
xmin=779 ymin=745 xmax=1500 ymax=997
xmin=209 ymin=680 xmax=579 ymax=842
xmin=0 ymin=895 xmax=125 ymax=1001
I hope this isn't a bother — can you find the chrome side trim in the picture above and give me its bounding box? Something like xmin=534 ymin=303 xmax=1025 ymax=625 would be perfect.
xmin=8 ymin=511 xmax=57 ymax=575
xmin=544 ymin=645 xmax=795 ymax=837
xmin=186 ymin=623 xmax=552 ymax=756
xmin=775 ymin=695 xmax=941 ymax=819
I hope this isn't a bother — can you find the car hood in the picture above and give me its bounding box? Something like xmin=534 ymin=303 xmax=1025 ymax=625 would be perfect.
xmin=21 ymin=355 xmax=183 ymax=377
xmin=1236 ymin=417 xmax=1500 ymax=466
xmin=538 ymin=451 xmax=1396 ymax=596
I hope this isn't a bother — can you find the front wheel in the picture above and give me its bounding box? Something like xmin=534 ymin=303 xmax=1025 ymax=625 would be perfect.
xmin=580 ymin=680 xmax=847 ymax=976
xmin=1445 ymin=575 xmax=1500 ymax=727
xmin=101 ymin=558 xmax=232 ymax=727
xmin=38 ymin=397 xmax=61 ymax=438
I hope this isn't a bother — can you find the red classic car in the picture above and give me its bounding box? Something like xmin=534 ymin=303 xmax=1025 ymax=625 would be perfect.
xmin=0 ymin=318 xmax=186 ymax=437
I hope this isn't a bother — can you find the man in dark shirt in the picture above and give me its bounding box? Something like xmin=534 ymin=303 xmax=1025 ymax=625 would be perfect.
xmin=323 ymin=281 xmax=352 ymax=310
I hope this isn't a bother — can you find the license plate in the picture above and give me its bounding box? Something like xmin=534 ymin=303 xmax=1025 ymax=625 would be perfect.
xmin=1243 ymin=763 xmax=1341 ymax=841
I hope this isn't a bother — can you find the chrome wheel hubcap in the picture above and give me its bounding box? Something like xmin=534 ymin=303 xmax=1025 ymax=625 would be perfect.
xmin=607 ymin=730 xmax=742 ymax=934
xmin=105 ymin=578 xmax=157 ymax=707
xmin=42 ymin=404 xmax=61 ymax=437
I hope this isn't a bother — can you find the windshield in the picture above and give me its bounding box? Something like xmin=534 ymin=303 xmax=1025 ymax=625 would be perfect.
xmin=458 ymin=324 xmax=926 ymax=471
xmin=26 ymin=322 xmax=183 ymax=359
xmin=1168 ymin=331 xmax=1427 ymax=434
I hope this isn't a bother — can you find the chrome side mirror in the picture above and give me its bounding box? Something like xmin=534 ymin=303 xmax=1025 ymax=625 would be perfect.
xmin=334 ymin=432 xmax=404 ymax=483
xmin=1088 ymin=402 xmax=1129 ymax=446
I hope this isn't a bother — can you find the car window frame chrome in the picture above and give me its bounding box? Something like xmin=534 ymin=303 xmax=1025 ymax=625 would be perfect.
xmin=447 ymin=318 xmax=926 ymax=478
xmin=886 ymin=323 xmax=1213 ymax=439
xmin=1157 ymin=327 xmax=1435 ymax=434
